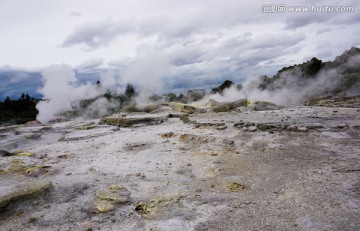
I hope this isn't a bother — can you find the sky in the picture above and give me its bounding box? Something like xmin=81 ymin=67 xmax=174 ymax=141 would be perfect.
xmin=0 ymin=0 xmax=359 ymax=100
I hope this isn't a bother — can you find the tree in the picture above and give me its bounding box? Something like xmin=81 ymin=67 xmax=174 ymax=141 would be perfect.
xmin=125 ymin=83 xmax=135 ymax=98
xmin=305 ymin=57 xmax=322 ymax=76
xmin=211 ymin=80 xmax=234 ymax=94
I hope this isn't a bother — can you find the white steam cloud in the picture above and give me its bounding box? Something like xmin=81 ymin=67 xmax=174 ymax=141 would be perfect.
xmin=36 ymin=64 xmax=105 ymax=123
xmin=122 ymin=54 xmax=170 ymax=106
xmin=36 ymin=57 xmax=170 ymax=123
xmin=201 ymin=66 xmax=345 ymax=106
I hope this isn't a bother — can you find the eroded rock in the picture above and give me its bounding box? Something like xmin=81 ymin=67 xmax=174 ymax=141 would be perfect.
xmin=0 ymin=180 xmax=53 ymax=209
xmin=254 ymin=101 xmax=280 ymax=111
xmin=169 ymin=102 xmax=196 ymax=114
xmin=99 ymin=114 xmax=168 ymax=127
xmin=94 ymin=186 xmax=131 ymax=213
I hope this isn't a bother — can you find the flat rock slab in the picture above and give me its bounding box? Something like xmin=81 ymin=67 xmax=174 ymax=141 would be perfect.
xmin=0 ymin=180 xmax=52 ymax=209
xmin=99 ymin=114 xmax=169 ymax=127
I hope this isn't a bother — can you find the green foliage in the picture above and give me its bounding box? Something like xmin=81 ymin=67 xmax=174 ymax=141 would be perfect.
xmin=211 ymin=80 xmax=234 ymax=94
xmin=0 ymin=94 xmax=39 ymax=125
xmin=125 ymin=83 xmax=136 ymax=98
xmin=304 ymin=57 xmax=322 ymax=76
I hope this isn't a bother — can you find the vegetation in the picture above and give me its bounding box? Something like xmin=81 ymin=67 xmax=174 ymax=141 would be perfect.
xmin=211 ymin=80 xmax=234 ymax=94
xmin=0 ymin=94 xmax=39 ymax=125
xmin=257 ymin=47 xmax=360 ymax=94
xmin=125 ymin=83 xmax=136 ymax=98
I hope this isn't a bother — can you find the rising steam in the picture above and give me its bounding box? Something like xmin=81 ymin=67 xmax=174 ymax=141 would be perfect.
xmin=202 ymin=58 xmax=357 ymax=106
xmin=36 ymin=64 xmax=104 ymax=123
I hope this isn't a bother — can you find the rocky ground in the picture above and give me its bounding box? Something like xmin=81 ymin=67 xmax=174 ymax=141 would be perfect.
xmin=0 ymin=103 xmax=359 ymax=231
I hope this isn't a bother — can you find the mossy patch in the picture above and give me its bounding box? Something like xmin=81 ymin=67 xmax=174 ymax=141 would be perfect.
xmin=247 ymin=100 xmax=254 ymax=108
xmin=135 ymin=201 xmax=151 ymax=215
xmin=107 ymin=184 xmax=126 ymax=191
xmin=226 ymin=181 xmax=250 ymax=192
xmin=14 ymin=151 xmax=35 ymax=157
xmin=179 ymin=134 xmax=192 ymax=142
xmin=95 ymin=200 xmax=115 ymax=213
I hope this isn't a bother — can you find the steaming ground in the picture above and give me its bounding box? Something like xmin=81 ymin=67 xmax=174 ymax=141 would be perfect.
xmin=1 ymin=105 xmax=359 ymax=230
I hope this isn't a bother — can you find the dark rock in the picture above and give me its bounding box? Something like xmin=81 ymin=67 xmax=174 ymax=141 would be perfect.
xmin=180 ymin=115 xmax=190 ymax=123
xmin=254 ymin=101 xmax=280 ymax=111
xmin=0 ymin=150 xmax=14 ymax=157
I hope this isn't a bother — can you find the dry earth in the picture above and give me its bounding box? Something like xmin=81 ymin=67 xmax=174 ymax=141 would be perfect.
xmin=0 ymin=105 xmax=359 ymax=231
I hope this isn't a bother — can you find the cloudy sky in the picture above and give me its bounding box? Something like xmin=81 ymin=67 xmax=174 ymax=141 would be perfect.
xmin=0 ymin=0 xmax=359 ymax=99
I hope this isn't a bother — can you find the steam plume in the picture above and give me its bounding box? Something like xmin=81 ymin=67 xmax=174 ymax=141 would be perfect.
xmin=36 ymin=64 xmax=104 ymax=123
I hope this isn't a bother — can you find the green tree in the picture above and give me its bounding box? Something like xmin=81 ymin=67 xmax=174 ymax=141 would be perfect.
xmin=125 ymin=83 xmax=135 ymax=98
xmin=211 ymin=80 xmax=234 ymax=94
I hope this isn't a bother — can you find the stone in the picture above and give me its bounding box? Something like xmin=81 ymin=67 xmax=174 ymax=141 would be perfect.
xmin=336 ymin=123 xmax=348 ymax=129
xmin=287 ymin=125 xmax=298 ymax=131
xmin=305 ymin=123 xmax=325 ymax=129
xmin=99 ymin=114 xmax=168 ymax=127
xmin=213 ymin=104 xmax=233 ymax=113
xmin=24 ymin=133 xmax=42 ymax=140
xmin=0 ymin=180 xmax=53 ymax=209
xmin=216 ymin=125 xmax=228 ymax=130
xmin=96 ymin=190 xmax=130 ymax=204
xmin=223 ymin=139 xmax=235 ymax=146
xmin=95 ymin=200 xmax=115 ymax=213
xmin=230 ymin=99 xmax=248 ymax=108
xmin=179 ymin=134 xmax=194 ymax=142
xmin=226 ymin=182 xmax=250 ymax=192
xmin=81 ymin=220 xmax=93 ymax=229
xmin=298 ymin=127 xmax=307 ymax=132
xmin=179 ymin=115 xmax=190 ymax=123
xmin=254 ymin=101 xmax=279 ymax=111
xmin=121 ymin=104 xmax=160 ymax=113
xmin=25 ymin=120 xmax=42 ymax=126
xmin=15 ymin=151 xmax=35 ymax=157
xmin=161 ymin=132 xmax=174 ymax=139
xmin=169 ymin=102 xmax=196 ymax=114
xmin=247 ymin=126 xmax=257 ymax=132
xmin=135 ymin=201 xmax=151 ymax=214
xmin=0 ymin=150 xmax=14 ymax=157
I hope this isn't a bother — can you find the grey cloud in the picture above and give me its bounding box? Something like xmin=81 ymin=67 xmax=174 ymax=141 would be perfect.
xmin=247 ymin=33 xmax=305 ymax=50
xmin=168 ymin=48 xmax=204 ymax=66
xmin=60 ymin=2 xmax=263 ymax=50
xmin=76 ymin=58 xmax=104 ymax=70
xmin=316 ymin=28 xmax=332 ymax=34
xmin=62 ymin=21 xmax=132 ymax=49
xmin=285 ymin=14 xmax=329 ymax=30
xmin=69 ymin=12 xmax=82 ymax=17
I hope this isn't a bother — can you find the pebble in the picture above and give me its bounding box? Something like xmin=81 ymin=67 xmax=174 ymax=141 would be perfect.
xmin=248 ymin=126 xmax=257 ymax=132
xmin=298 ymin=127 xmax=307 ymax=132
xmin=336 ymin=123 xmax=348 ymax=128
